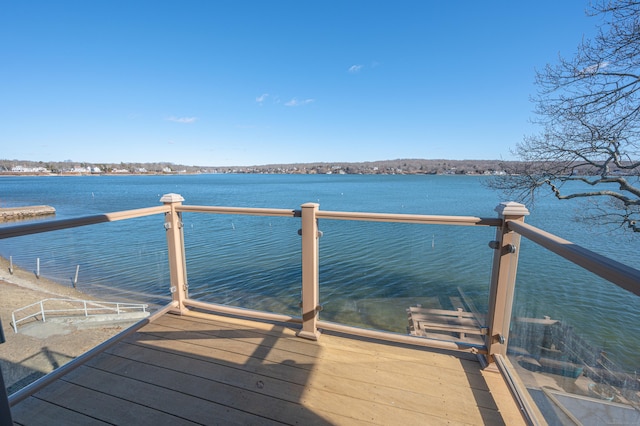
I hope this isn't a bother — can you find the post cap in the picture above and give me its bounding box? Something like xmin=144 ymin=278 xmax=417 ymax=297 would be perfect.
xmin=495 ymin=201 xmax=529 ymax=217
xmin=160 ymin=193 xmax=185 ymax=203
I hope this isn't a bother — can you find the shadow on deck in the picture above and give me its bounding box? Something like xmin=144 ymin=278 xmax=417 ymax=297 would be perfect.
xmin=10 ymin=310 xmax=524 ymax=425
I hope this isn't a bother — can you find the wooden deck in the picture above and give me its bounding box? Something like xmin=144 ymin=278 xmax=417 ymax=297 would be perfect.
xmin=10 ymin=311 xmax=525 ymax=425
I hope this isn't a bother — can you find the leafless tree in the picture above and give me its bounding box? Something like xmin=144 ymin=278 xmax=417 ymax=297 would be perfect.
xmin=492 ymin=0 xmax=640 ymax=232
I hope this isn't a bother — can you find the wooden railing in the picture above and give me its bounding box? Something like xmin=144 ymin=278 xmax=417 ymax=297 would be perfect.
xmin=1 ymin=193 xmax=638 ymax=366
xmin=0 ymin=206 xmax=168 ymax=239
xmin=507 ymin=220 xmax=640 ymax=297
xmin=163 ymin=194 xmax=510 ymax=356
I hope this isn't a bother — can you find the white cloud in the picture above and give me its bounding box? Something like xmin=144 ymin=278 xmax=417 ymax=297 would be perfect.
xmin=166 ymin=116 xmax=197 ymax=124
xmin=579 ymin=62 xmax=609 ymax=76
xmin=348 ymin=64 xmax=363 ymax=73
xmin=256 ymin=93 xmax=269 ymax=104
xmin=285 ymin=98 xmax=315 ymax=107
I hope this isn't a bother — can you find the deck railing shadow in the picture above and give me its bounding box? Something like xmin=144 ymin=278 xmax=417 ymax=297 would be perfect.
xmin=1 ymin=346 xmax=73 ymax=394
xmin=82 ymin=314 xmax=336 ymax=424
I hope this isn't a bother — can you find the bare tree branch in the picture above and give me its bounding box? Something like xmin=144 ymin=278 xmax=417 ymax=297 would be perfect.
xmin=489 ymin=0 xmax=640 ymax=233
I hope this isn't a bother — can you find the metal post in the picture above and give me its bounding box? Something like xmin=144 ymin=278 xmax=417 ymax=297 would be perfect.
xmin=161 ymin=193 xmax=188 ymax=314
xmin=40 ymin=301 xmax=46 ymax=322
xmin=486 ymin=202 xmax=529 ymax=364
xmin=11 ymin=313 xmax=17 ymax=334
xmin=73 ymin=264 xmax=80 ymax=288
xmin=297 ymin=203 xmax=321 ymax=340
xmin=36 ymin=257 xmax=40 ymax=279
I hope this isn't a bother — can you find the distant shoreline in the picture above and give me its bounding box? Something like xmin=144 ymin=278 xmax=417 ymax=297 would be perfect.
xmin=0 ymin=172 xmax=182 ymax=177
xmin=0 ymin=158 xmax=513 ymax=176
xmin=0 ymin=170 xmax=505 ymax=177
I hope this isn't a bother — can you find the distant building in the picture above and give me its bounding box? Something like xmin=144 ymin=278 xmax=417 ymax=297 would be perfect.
xmin=11 ymin=165 xmax=49 ymax=173
xmin=69 ymin=166 xmax=91 ymax=173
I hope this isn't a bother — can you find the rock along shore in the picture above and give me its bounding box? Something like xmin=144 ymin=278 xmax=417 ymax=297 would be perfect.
xmin=0 ymin=206 xmax=56 ymax=222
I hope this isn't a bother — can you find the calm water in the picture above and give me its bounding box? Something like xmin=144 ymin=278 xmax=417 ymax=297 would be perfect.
xmin=0 ymin=174 xmax=638 ymax=371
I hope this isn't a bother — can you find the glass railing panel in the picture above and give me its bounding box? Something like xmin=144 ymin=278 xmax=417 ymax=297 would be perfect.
xmin=182 ymin=213 xmax=302 ymax=316
xmin=509 ymin=240 xmax=640 ymax=424
xmin=0 ymin=217 xmax=171 ymax=306
xmin=0 ymin=216 xmax=170 ymax=394
xmin=318 ymin=219 xmax=496 ymax=344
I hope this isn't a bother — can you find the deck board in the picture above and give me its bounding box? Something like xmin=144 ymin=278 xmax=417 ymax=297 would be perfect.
xmin=11 ymin=311 xmax=525 ymax=425
xmin=8 ymin=397 xmax=111 ymax=426
xmin=137 ymin=316 xmax=501 ymax=416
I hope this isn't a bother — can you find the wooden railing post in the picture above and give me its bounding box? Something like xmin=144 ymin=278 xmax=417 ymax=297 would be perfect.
xmin=161 ymin=193 xmax=188 ymax=314
xmin=298 ymin=202 xmax=321 ymax=340
xmin=486 ymin=201 xmax=529 ymax=363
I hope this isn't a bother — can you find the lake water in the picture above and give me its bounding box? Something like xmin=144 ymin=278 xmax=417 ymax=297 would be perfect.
xmin=0 ymin=174 xmax=638 ymax=372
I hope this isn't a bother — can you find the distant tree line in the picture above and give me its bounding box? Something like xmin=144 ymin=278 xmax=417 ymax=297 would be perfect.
xmin=243 ymin=159 xmax=513 ymax=175
xmin=0 ymin=160 xmax=204 ymax=174
xmin=0 ymin=158 xmax=520 ymax=175
xmin=2 ymin=158 xmax=632 ymax=176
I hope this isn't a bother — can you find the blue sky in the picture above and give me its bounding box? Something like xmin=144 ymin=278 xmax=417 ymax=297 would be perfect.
xmin=1 ymin=1 xmax=596 ymax=166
